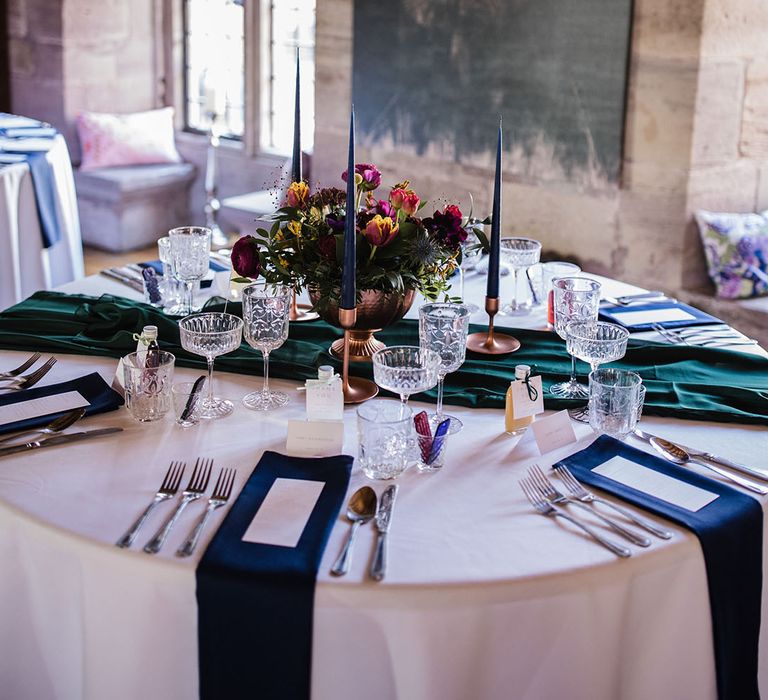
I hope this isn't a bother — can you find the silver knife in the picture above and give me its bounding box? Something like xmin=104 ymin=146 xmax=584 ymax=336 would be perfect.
xmin=633 ymin=429 xmax=768 ymax=482
xmin=370 ymin=484 xmax=398 ymax=581
xmin=100 ymin=269 xmax=144 ymax=293
xmin=0 ymin=427 xmax=123 ymax=457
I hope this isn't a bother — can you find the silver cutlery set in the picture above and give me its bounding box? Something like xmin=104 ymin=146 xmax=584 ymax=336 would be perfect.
xmin=0 ymin=353 xmax=56 ymax=390
xmin=116 ymin=458 xmax=236 ymax=557
xmin=520 ymin=464 xmax=672 ymax=558
xmin=331 ymin=483 xmax=398 ymax=581
xmin=650 ymin=322 xmax=756 ymax=348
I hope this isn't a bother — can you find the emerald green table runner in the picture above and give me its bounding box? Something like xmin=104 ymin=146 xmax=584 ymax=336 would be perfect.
xmin=0 ymin=291 xmax=766 ymax=424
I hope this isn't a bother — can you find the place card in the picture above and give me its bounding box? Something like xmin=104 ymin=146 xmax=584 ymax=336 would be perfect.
xmin=0 ymin=390 xmax=89 ymax=427
xmin=531 ymin=410 xmax=578 ymax=454
xmin=509 ymin=375 xmax=544 ymax=419
xmin=610 ymin=307 xmax=696 ymax=327
xmin=593 ymin=455 xmax=719 ymax=512
xmin=241 ymin=478 xmax=325 ymax=548
xmin=286 ymin=420 xmax=344 ymax=456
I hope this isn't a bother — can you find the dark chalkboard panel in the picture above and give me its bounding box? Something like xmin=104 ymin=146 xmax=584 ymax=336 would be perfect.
xmin=352 ymin=0 xmax=633 ymax=185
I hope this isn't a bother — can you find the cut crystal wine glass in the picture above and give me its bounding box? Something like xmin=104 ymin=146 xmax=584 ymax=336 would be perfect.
xmin=371 ymin=345 xmax=441 ymax=407
xmin=500 ymin=237 xmax=542 ymax=315
xmin=179 ymin=312 xmax=243 ymax=419
xmin=168 ymin=226 xmax=211 ymax=315
xmin=551 ymin=277 xmax=602 ymax=399
xmin=242 ymin=282 xmax=292 ymax=411
xmin=418 ymin=302 xmax=471 ymax=434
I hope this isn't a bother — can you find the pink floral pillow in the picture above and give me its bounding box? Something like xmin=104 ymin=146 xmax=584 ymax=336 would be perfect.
xmin=76 ymin=107 xmax=182 ymax=171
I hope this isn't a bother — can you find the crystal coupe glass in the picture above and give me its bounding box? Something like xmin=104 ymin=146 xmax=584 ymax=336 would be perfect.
xmin=418 ymin=302 xmax=471 ymax=433
xmin=551 ymin=277 xmax=602 ymax=399
xmin=179 ymin=312 xmax=243 ymax=419
xmin=242 ymin=282 xmax=292 ymax=411
xmin=371 ymin=346 xmax=440 ymax=407
xmin=500 ymin=237 xmax=542 ymax=315
xmin=566 ymin=321 xmax=629 ymax=374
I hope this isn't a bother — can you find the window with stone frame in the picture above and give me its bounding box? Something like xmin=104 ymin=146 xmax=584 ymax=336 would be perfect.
xmin=174 ymin=0 xmax=315 ymax=155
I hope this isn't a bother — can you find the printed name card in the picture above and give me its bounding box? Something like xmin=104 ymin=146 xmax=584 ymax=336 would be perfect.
xmin=0 ymin=390 xmax=89 ymax=427
xmin=509 ymin=375 xmax=544 ymax=419
xmin=241 ymin=478 xmax=325 ymax=548
xmin=612 ymin=307 xmax=696 ymax=327
xmin=286 ymin=420 xmax=344 ymax=456
xmin=531 ymin=410 xmax=578 ymax=454
xmin=593 ymin=456 xmax=719 ymax=512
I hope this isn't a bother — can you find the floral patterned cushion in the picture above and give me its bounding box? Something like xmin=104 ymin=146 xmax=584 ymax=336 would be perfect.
xmin=695 ymin=210 xmax=768 ymax=299
xmin=76 ymin=107 xmax=182 ymax=171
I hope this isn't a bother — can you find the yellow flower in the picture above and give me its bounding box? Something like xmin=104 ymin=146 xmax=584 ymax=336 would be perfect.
xmin=287 ymin=220 xmax=302 ymax=238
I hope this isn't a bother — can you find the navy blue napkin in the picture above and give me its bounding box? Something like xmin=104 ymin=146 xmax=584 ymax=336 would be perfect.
xmin=139 ymin=259 xmax=228 ymax=289
xmin=599 ymin=300 xmax=721 ymax=330
xmin=557 ymin=435 xmax=762 ymax=700
xmin=196 ymin=450 xmax=353 ymax=700
xmin=0 ymin=371 xmax=124 ymax=435
xmin=0 ymin=118 xmax=61 ymax=249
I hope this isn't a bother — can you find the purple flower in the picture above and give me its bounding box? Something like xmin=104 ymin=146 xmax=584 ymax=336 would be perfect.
xmin=368 ymin=198 xmax=395 ymax=219
xmin=326 ymin=214 xmax=346 ymax=233
xmin=341 ymin=163 xmax=382 ymax=192
xmin=230 ymin=235 xmax=261 ymax=279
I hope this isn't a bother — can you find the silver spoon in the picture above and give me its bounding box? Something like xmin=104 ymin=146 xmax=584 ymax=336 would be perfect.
xmin=331 ymin=486 xmax=378 ymax=576
xmin=0 ymin=407 xmax=87 ymax=446
xmin=649 ymin=436 xmax=768 ymax=495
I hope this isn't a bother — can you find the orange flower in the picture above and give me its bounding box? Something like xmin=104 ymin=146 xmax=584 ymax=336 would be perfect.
xmin=363 ymin=215 xmax=399 ymax=248
xmin=285 ymin=181 xmax=309 ymax=208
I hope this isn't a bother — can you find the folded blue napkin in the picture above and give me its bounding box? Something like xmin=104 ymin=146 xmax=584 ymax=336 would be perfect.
xmin=0 ymin=371 xmax=124 ymax=435
xmin=557 ymin=435 xmax=762 ymax=700
xmin=0 ymin=115 xmax=61 ymax=249
xmin=599 ymin=300 xmax=721 ymax=330
xmin=196 ymin=450 xmax=352 ymax=700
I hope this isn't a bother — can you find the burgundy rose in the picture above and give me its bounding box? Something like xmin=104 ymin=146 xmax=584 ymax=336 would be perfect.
xmin=230 ymin=235 xmax=262 ymax=278
xmin=318 ymin=234 xmax=337 ymax=261
xmin=423 ymin=205 xmax=467 ymax=250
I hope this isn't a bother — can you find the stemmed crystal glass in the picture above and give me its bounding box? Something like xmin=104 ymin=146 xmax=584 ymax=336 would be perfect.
xmin=371 ymin=346 xmax=441 ymax=407
xmin=168 ymin=226 xmax=211 ymax=315
xmin=456 ymin=230 xmax=481 ymax=313
xmin=566 ymin=321 xmax=629 ymax=374
xmin=500 ymin=237 xmax=542 ymax=315
xmin=418 ymin=302 xmax=471 ymax=433
xmin=179 ymin=312 xmax=243 ymax=419
xmin=242 ymin=282 xmax=292 ymax=411
xmin=551 ymin=277 xmax=602 ymax=398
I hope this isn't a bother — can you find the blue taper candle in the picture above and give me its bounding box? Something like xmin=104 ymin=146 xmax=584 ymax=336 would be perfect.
xmin=487 ymin=119 xmax=502 ymax=298
xmin=341 ymin=106 xmax=356 ymax=310
xmin=291 ymin=48 xmax=302 ymax=184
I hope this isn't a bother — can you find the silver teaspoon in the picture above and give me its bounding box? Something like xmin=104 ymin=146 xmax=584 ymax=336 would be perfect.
xmin=650 ymin=437 xmax=768 ymax=495
xmin=0 ymin=407 xmax=87 ymax=445
xmin=331 ymin=486 xmax=377 ymax=576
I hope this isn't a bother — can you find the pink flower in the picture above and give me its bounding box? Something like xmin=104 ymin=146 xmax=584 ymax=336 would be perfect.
xmin=402 ymin=192 xmax=420 ymax=216
xmin=390 ymin=187 xmax=407 ymax=208
xmin=363 ymin=215 xmax=399 ymax=248
xmin=341 ymin=163 xmax=382 ymax=192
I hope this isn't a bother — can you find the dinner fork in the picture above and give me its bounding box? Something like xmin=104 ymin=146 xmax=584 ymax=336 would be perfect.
xmin=0 ymin=352 xmax=42 ymax=378
xmin=176 ymin=467 xmax=236 ymax=557
xmin=0 ymin=357 xmax=56 ymax=390
xmin=519 ymin=478 xmax=631 ymax=558
xmin=116 ymin=461 xmax=185 ymax=548
xmin=143 ymin=457 xmax=213 ymax=554
xmin=527 ymin=464 xmax=651 ymax=547
xmin=651 ymin=323 xmax=684 ymax=344
xmin=554 ymin=464 xmax=672 ymax=539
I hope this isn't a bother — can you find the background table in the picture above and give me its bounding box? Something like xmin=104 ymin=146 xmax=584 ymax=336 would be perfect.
xmin=0 ymin=272 xmax=766 ymax=700
xmin=0 ymin=134 xmax=84 ymax=310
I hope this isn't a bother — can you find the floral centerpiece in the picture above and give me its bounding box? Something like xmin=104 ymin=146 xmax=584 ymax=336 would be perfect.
xmin=231 ymin=163 xmax=484 ymax=312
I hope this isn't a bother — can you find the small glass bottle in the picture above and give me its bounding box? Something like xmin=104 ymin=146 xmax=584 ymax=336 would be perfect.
xmin=305 ymin=365 xmax=344 ymax=421
xmin=136 ymin=325 xmax=158 ymax=367
xmin=505 ymin=364 xmax=535 ymax=436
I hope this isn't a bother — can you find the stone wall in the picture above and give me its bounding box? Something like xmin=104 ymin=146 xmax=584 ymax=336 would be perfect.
xmin=314 ymin=0 xmax=768 ymax=296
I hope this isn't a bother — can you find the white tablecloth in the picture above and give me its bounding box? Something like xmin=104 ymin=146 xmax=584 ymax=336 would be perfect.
xmin=0 ymin=135 xmax=84 ymax=310
xmin=1 ymin=272 xmax=767 ymax=700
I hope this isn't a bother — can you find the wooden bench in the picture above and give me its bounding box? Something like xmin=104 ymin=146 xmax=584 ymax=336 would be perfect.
xmin=74 ymin=163 xmax=196 ymax=252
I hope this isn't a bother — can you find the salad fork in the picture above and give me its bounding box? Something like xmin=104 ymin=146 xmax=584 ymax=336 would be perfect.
xmin=0 ymin=352 xmax=41 ymax=378
xmin=144 ymin=457 xmax=213 ymax=554
xmin=116 ymin=461 xmax=186 ymax=548
xmin=554 ymin=464 xmax=672 ymax=539
xmin=527 ymin=464 xmax=651 ymax=547
xmin=176 ymin=467 xmax=236 ymax=557
xmin=519 ymin=478 xmax=631 ymax=558
xmin=0 ymin=356 xmax=57 ymax=390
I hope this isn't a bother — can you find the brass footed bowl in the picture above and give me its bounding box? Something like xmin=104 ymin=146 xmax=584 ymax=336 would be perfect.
xmin=309 ymin=288 xmax=416 ymax=362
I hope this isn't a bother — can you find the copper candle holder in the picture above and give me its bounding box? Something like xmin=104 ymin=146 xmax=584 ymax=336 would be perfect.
xmin=338 ymin=307 xmax=379 ymax=403
xmin=465 ymin=296 xmax=521 ymax=355
xmin=289 ymin=289 xmax=319 ymax=323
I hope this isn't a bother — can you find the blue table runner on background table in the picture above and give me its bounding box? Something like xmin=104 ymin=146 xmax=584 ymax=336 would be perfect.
xmin=0 ymin=114 xmax=62 ymax=249
xmin=557 ymin=435 xmax=763 ymax=700
xmin=196 ymin=450 xmax=352 ymax=700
